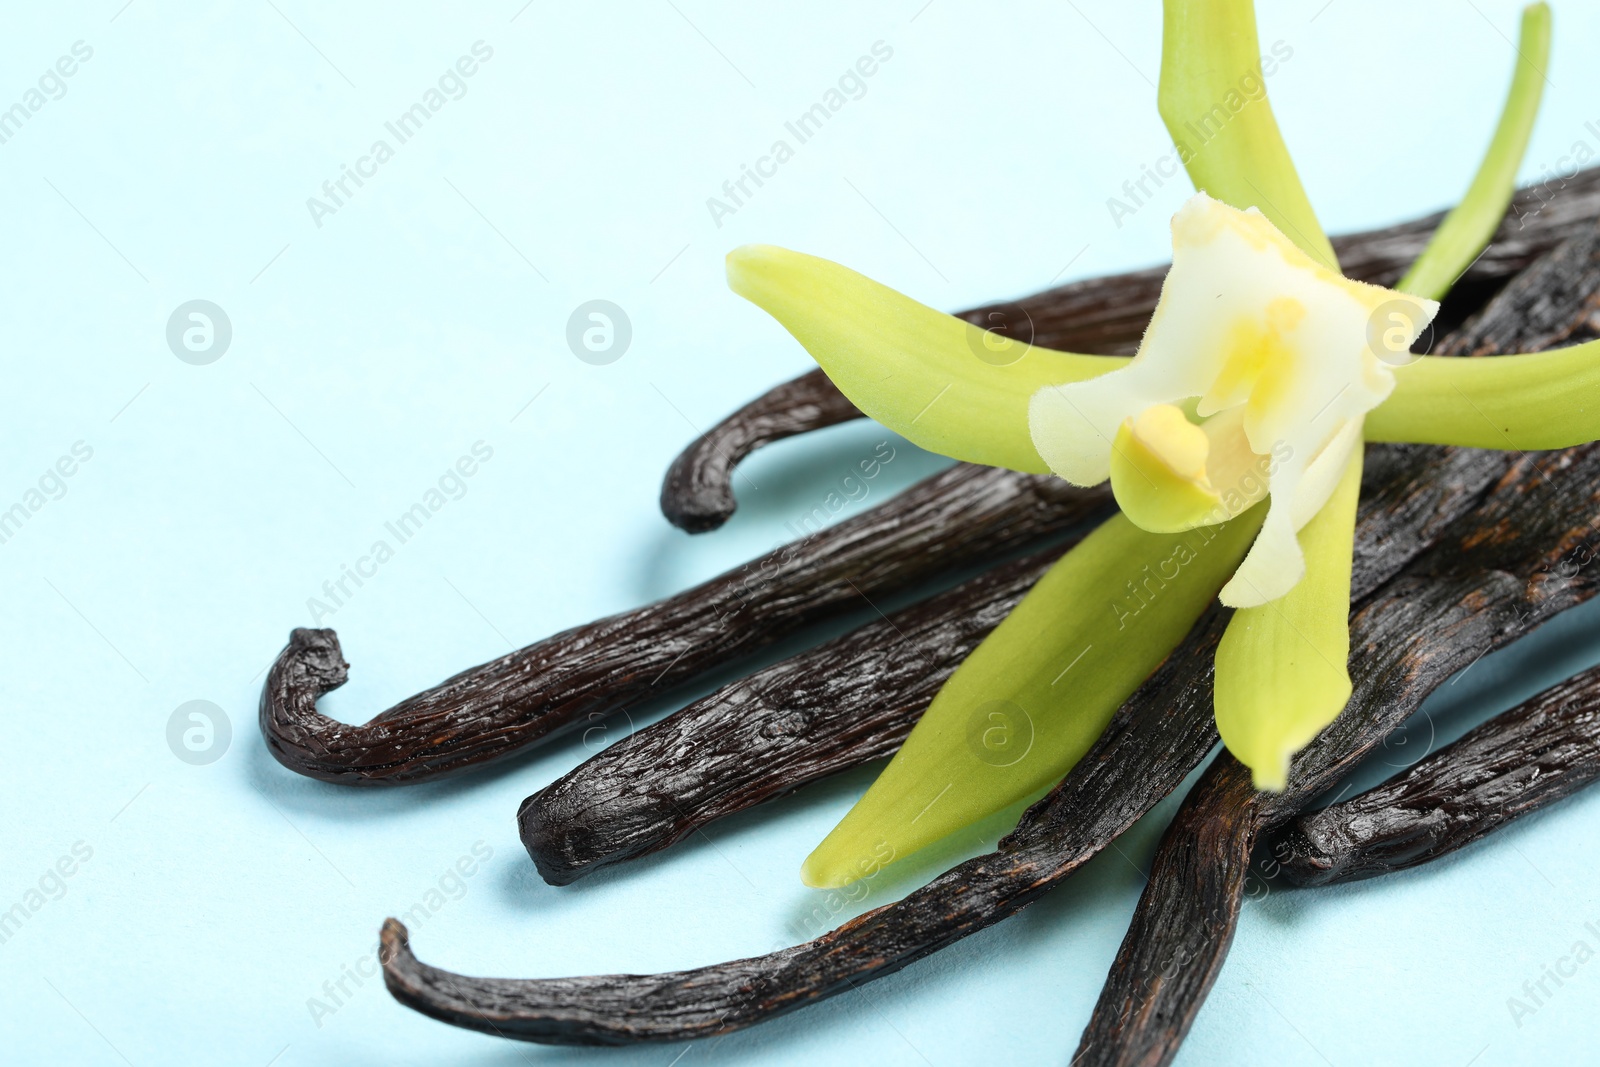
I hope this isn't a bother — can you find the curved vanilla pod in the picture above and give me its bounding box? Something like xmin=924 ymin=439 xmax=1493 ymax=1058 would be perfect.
xmin=1073 ymin=215 xmax=1600 ymax=1067
xmin=1268 ymin=664 xmax=1600 ymax=887
xmin=520 ymin=545 xmax=1068 ymax=884
xmin=260 ymin=464 xmax=1111 ymax=785
xmin=660 ymin=369 xmax=863 ymax=532
xmin=659 ymin=167 xmax=1600 ymax=532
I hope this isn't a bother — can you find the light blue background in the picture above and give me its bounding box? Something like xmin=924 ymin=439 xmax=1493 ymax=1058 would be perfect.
xmin=4 ymin=2 xmax=1600 ymax=1064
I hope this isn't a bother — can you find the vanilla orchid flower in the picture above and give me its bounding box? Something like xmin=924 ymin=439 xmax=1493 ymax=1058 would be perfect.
xmin=1029 ymin=192 xmax=1437 ymax=607
xmin=727 ymin=0 xmax=1574 ymax=885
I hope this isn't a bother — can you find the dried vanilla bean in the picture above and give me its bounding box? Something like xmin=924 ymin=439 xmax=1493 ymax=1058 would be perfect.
xmin=520 ymin=546 xmax=1067 ymax=884
xmin=661 ymin=168 xmax=1600 ymax=532
xmin=660 ymin=368 xmax=863 ymax=532
xmin=261 ymin=463 xmax=1110 ymax=785
xmin=1268 ymin=664 xmax=1600 ymax=887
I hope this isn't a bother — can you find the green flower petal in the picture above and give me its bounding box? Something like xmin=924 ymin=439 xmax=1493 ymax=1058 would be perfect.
xmin=800 ymin=506 xmax=1264 ymax=888
xmin=1159 ymin=0 xmax=1334 ymax=267
xmin=1397 ymin=3 xmax=1551 ymax=302
xmin=726 ymin=245 xmax=1124 ymax=473
xmin=1367 ymin=342 xmax=1600 ymax=449
xmin=1214 ymin=448 xmax=1361 ymax=791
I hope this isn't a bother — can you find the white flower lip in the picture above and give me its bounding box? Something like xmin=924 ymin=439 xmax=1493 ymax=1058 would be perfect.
xmin=1028 ymin=192 xmax=1439 ymax=607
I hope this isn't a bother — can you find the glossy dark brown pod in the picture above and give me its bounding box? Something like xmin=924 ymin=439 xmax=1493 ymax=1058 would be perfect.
xmin=1072 ymin=216 xmax=1600 ymax=1067
xmin=661 ymin=168 xmax=1600 ymax=532
xmin=261 ymin=464 xmax=1111 ymax=785
xmin=660 ymin=368 xmax=863 ymax=532
xmin=1268 ymin=664 xmax=1600 ymax=887
xmin=519 ymin=545 xmax=1068 ymax=885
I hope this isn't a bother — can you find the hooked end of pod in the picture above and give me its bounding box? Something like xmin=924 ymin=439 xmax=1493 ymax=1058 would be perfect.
xmin=258 ymin=627 xmax=357 ymax=782
xmin=282 ymin=627 xmax=351 ymax=689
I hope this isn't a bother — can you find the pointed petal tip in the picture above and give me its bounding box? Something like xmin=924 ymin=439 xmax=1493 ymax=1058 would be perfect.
xmin=799 ymin=850 xmax=848 ymax=890
xmin=1250 ymin=764 xmax=1288 ymax=793
xmin=1217 ymin=553 xmax=1306 ymax=608
xmin=725 ymin=243 xmax=783 ymax=290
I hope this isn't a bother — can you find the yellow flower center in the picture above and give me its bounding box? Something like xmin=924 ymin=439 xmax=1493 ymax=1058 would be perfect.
xmin=1029 ymin=193 xmax=1438 ymax=607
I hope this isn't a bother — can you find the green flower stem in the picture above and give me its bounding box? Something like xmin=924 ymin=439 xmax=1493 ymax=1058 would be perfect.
xmin=726 ymin=245 xmax=1124 ymax=474
xmin=1214 ymin=448 xmax=1361 ymax=790
xmin=800 ymin=506 xmax=1264 ymax=888
xmin=1367 ymin=341 xmax=1600 ymax=449
xmin=1397 ymin=3 xmax=1551 ymax=302
xmin=1159 ymin=0 xmax=1334 ymax=267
